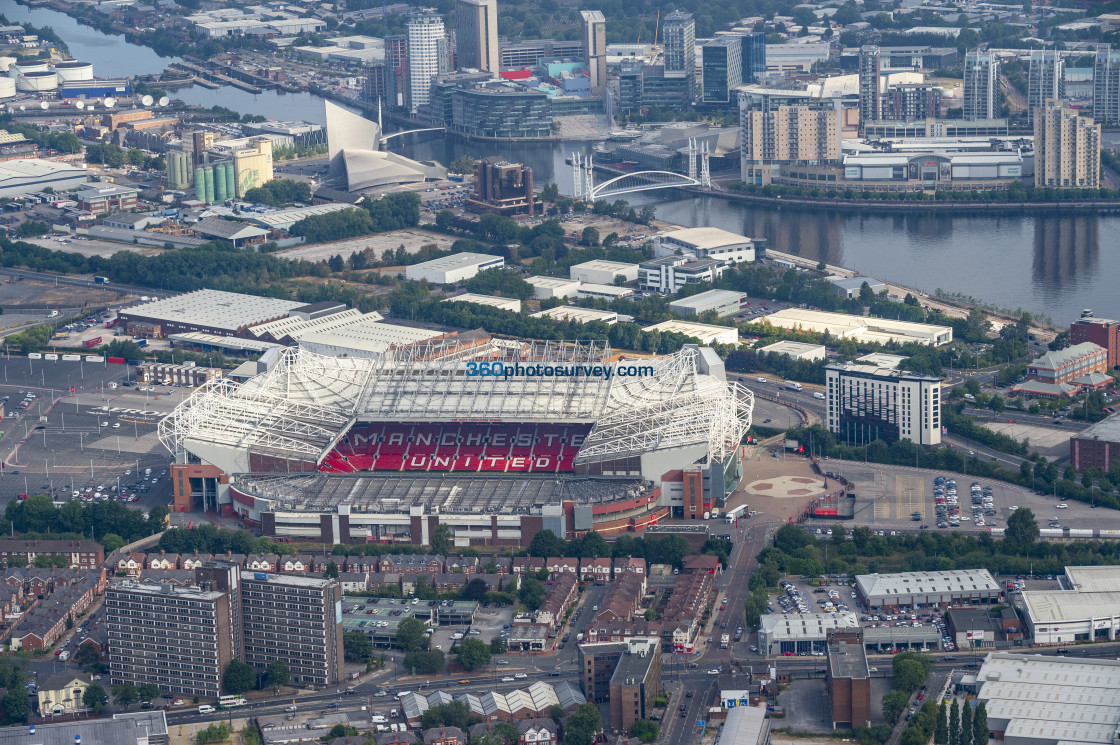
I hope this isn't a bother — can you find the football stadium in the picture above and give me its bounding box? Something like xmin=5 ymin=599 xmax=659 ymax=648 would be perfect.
xmin=158 ymin=337 xmax=753 ymax=546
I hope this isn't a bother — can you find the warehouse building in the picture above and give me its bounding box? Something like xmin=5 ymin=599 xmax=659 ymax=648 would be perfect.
xmin=715 ymin=704 xmax=770 ymax=745
xmin=526 ymin=276 xmax=581 ymax=300
xmin=569 ymin=260 xmax=640 ymax=285
xmin=1021 ymin=565 xmax=1120 ymax=644
xmin=0 ymin=159 xmax=88 ymax=198
xmin=404 ymin=252 xmax=504 ymax=284
xmin=643 ymin=320 xmax=738 ymax=345
xmin=532 ymin=306 xmax=619 ymax=324
xmin=655 ymin=227 xmax=757 ymax=264
xmin=765 ymin=308 xmax=952 ymax=346
xmin=118 ymin=289 xmax=303 ymax=338
xmin=669 ymin=290 xmax=746 ymax=318
xmin=828 ymin=276 xmax=887 ymax=299
xmin=758 ymin=341 xmax=826 ymax=361
xmin=758 ymin=612 xmax=859 ymax=655
xmin=442 ymin=293 xmax=521 ymax=312
xmin=576 ymin=283 xmax=634 ymax=300
xmin=974 ymin=653 xmax=1120 ymax=745
xmin=855 ymin=569 xmax=1001 ymax=610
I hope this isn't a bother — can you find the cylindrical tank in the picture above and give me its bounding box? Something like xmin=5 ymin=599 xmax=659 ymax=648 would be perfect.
xmin=52 ymin=61 xmax=94 ymax=82
xmin=0 ymin=77 xmax=15 ymax=99
xmin=0 ymin=57 xmax=16 ymax=74
xmin=180 ymin=153 xmax=192 ymax=188
xmin=16 ymin=71 xmax=58 ymax=92
xmin=202 ymin=166 xmax=214 ymax=204
xmin=10 ymin=62 xmax=49 ymax=78
xmin=213 ymin=164 xmax=227 ymax=203
xmin=194 ymin=166 xmax=206 ymax=200
xmin=223 ymin=163 xmax=235 ymax=199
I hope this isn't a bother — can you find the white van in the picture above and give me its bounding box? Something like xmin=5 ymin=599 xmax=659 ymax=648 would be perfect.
xmin=813 ymin=391 xmax=826 ymax=400
xmin=371 ymin=714 xmax=388 ymax=724
xmin=198 ymin=704 xmax=216 ymax=714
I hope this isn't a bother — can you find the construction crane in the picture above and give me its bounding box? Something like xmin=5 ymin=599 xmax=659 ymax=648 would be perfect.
xmin=653 ymin=9 xmax=660 ymax=52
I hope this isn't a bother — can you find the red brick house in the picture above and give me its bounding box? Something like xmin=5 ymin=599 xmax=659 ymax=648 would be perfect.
xmin=546 ymin=557 xmax=578 ymax=575
xmin=613 ymin=557 xmax=646 ymax=578
xmin=579 ymin=558 xmax=611 ymax=582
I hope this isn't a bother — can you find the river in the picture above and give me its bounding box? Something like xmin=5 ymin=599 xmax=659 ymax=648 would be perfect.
xmin=7 ymin=2 xmax=1120 ymax=324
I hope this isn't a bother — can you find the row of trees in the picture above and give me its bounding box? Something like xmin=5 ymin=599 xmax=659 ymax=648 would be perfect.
xmin=882 ymin=651 xmax=933 ymax=723
xmin=939 ymin=700 xmax=989 ymax=745
xmin=84 ymin=143 xmax=163 ymax=171
xmin=242 ymin=178 xmax=311 ymax=206
xmin=223 ymin=659 xmax=290 ymax=694
xmin=288 ymin=192 xmax=420 ymax=243
xmin=157 ymin=524 xmax=292 ymax=556
xmin=4 ymin=494 xmax=166 ymax=550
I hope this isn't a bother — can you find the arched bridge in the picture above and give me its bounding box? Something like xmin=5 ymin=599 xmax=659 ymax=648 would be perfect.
xmin=379 ymin=127 xmax=445 ymax=144
xmin=588 ymin=170 xmax=701 ymax=200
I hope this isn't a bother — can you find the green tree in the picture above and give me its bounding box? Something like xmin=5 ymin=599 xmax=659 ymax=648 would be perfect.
xmin=83 ymin=683 xmax=109 ymax=714
xmin=562 ymin=703 xmax=602 ymax=745
xmin=490 ymin=636 xmax=508 ymax=654
xmin=403 ymin=649 xmax=445 ymax=674
xmin=449 ymin=155 xmax=475 ymax=174
xmin=581 ymin=226 xmax=600 ymax=246
xmin=974 ymin=702 xmax=988 ymax=744
xmin=629 ymin=719 xmax=659 ymax=742
xmin=892 ymin=651 xmax=931 ymax=691
xmin=1006 ymin=507 xmax=1039 ymax=548
xmin=575 ymin=530 xmax=609 ymax=559
xmin=223 ymin=660 xmax=255 ymax=695
xmin=75 ymin=641 xmax=101 ymax=669
xmin=455 ymin=636 xmax=492 ymax=670
xmin=936 ymin=700 xmax=949 ymax=744
xmin=949 ymin=700 xmax=960 ymax=745
xmin=961 ymin=699 xmax=973 ymax=745
xmin=528 ymin=529 xmax=566 ymax=557
xmin=396 ymin=616 xmax=430 ymax=653
xmin=1 ymin=688 xmax=29 ymax=723
xmin=138 ymin=682 xmax=160 ymax=703
xmin=882 ymin=689 xmax=910 ymax=725
xmin=265 ymin=659 xmax=290 ymax=687
xmin=518 ymin=577 xmax=545 ymax=611
xmin=344 ymin=631 xmax=374 ymax=661
xmin=324 ymin=560 xmax=339 ymax=579
xmin=112 ymin=683 xmax=138 ymax=710
xmin=419 ymin=700 xmax=477 ymax=730
xmin=463 ymin=577 xmax=489 ymax=601
xmin=431 ymin=523 xmax=452 ymax=555
xmin=101 ymin=533 xmax=126 ymax=553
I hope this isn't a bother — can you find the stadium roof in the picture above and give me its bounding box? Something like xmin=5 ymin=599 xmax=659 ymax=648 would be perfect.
xmin=121 ymin=290 xmax=302 ymax=333
xmin=159 ymin=342 xmax=753 ymax=467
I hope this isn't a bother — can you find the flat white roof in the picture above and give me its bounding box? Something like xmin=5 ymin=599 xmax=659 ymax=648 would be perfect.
xmin=1064 ymin=566 xmax=1120 ymax=593
xmin=765 ymin=307 xmax=952 ymax=345
xmin=121 ymin=289 xmax=302 ymax=332
xmin=442 ymin=294 xmax=521 ymax=311
xmin=526 ymin=276 xmax=580 ymax=289
xmin=669 ymin=289 xmax=746 ymax=310
xmin=761 ymin=611 xmax=858 ymax=638
xmin=857 ymin=352 xmax=908 ymax=368
xmin=244 ymin=203 xmax=354 ymax=229
xmin=410 ymin=252 xmax=503 ymax=272
xmin=570 ymin=260 xmax=639 ymax=272
xmin=857 ymin=569 xmax=999 ymax=599
xmin=0 ymin=159 xmax=86 ymax=178
xmin=758 ymin=340 xmax=825 ymax=356
xmin=577 ymin=283 xmax=633 ymax=297
xmin=1021 ymin=590 xmax=1120 ymax=625
xmin=644 ymin=320 xmax=738 ymax=343
xmin=661 ymin=227 xmax=752 ymax=250
xmin=717 ymin=705 xmax=769 ymax=745
xmin=533 ymin=306 xmax=618 ymax=324
xmin=976 ymin=654 xmax=1120 ymax=745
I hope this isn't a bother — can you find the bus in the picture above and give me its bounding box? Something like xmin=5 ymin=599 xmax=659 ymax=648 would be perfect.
xmin=218 ymin=695 xmax=247 ymax=709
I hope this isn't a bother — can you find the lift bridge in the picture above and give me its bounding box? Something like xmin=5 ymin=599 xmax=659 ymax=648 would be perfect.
xmin=572 ymin=139 xmax=711 ymax=201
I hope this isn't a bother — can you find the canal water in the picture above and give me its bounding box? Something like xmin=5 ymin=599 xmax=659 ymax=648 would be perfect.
xmin=8 ymin=1 xmax=1120 ymax=323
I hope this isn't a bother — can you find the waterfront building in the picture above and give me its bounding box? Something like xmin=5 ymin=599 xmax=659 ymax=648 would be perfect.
xmin=662 ymin=10 xmax=695 ymax=98
xmin=618 ymin=60 xmax=692 ymax=113
xmin=825 ymin=363 xmax=942 ymax=446
xmin=1093 ymin=44 xmax=1120 ymax=126
xmin=451 ymin=83 xmax=553 ymax=138
xmin=1034 ymin=99 xmax=1100 ymax=188
xmin=963 ymin=52 xmax=999 ymax=121
xmin=739 ymin=87 xmax=842 ymax=185
xmin=407 ymin=8 xmax=448 ymax=114
xmin=580 ymin=11 xmax=607 ymax=93
xmin=882 ymin=83 xmax=940 ymax=121
xmin=499 ymin=39 xmax=583 ymax=68
xmin=456 ymin=0 xmax=499 ymax=74
xmin=1071 ymin=309 xmax=1120 ymax=369
xmin=1027 ymin=51 xmax=1065 ymax=124
xmin=701 ymin=36 xmax=742 ymax=104
xmin=863 ymin=119 xmax=1008 ymax=139
xmin=858 ymin=46 xmax=880 ymax=132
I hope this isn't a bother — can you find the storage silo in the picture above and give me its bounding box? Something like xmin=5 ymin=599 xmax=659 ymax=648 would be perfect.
xmin=16 ymin=71 xmax=58 ymax=92
xmin=202 ymin=166 xmax=214 ymax=204
xmin=0 ymin=77 xmax=15 ymax=100
xmin=52 ymin=61 xmax=94 ymax=82
xmin=213 ymin=164 xmax=227 ymax=203
xmin=223 ymin=163 xmax=235 ymax=200
xmin=194 ymin=166 xmax=206 ymax=201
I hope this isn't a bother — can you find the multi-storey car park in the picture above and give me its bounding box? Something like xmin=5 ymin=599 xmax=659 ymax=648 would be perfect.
xmin=158 ymin=340 xmax=753 ymax=546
